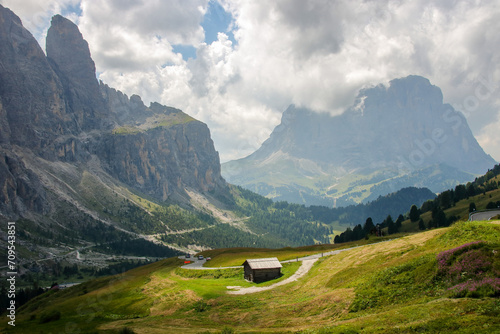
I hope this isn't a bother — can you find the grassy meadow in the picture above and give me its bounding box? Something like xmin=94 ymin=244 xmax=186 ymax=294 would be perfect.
xmin=4 ymin=219 xmax=500 ymax=333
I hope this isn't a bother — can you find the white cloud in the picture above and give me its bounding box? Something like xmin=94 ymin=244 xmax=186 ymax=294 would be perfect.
xmin=77 ymin=0 xmax=207 ymax=71
xmin=3 ymin=0 xmax=500 ymax=162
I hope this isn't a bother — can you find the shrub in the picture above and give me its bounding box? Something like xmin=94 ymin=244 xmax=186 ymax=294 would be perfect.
xmin=219 ymin=327 xmax=235 ymax=334
xmin=39 ymin=310 xmax=61 ymax=323
xmin=175 ymin=268 xmax=242 ymax=279
xmin=193 ymin=299 xmax=211 ymax=312
xmin=437 ymin=241 xmax=486 ymax=274
xmin=118 ymin=327 xmax=136 ymax=334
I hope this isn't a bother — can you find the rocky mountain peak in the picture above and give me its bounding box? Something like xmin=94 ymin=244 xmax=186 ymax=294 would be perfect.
xmin=0 ymin=5 xmax=65 ymax=148
xmin=46 ymin=14 xmax=108 ymax=131
xmin=46 ymin=15 xmax=96 ymax=89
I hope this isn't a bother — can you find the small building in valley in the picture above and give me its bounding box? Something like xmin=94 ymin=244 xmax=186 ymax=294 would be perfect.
xmin=242 ymin=257 xmax=282 ymax=283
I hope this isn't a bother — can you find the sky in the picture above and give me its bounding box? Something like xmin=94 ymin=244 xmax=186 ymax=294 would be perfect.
xmin=1 ymin=0 xmax=500 ymax=163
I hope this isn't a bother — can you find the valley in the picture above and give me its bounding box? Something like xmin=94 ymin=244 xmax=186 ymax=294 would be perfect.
xmin=4 ymin=219 xmax=499 ymax=333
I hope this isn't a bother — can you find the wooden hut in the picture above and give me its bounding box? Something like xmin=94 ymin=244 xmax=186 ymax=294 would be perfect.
xmin=242 ymin=257 xmax=282 ymax=283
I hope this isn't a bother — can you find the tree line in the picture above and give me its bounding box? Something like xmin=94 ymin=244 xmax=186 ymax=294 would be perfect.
xmin=334 ymin=164 xmax=500 ymax=244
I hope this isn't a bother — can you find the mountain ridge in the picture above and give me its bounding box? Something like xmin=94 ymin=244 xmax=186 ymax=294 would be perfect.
xmin=0 ymin=7 xmax=226 ymax=220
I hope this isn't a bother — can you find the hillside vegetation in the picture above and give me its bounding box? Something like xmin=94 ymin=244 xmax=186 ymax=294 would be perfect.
xmin=334 ymin=164 xmax=500 ymax=243
xmin=5 ymin=220 xmax=500 ymax=333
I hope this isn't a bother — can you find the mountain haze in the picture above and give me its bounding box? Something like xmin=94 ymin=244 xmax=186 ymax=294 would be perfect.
xmin=223 ymin=76 xmax=496 ymax=206
xmin=0 ymin=5 xmax=496 ymax=285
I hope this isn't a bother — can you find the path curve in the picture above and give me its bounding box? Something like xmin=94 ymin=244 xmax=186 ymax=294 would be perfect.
xmin=469 ymin=209 xmax=500 ymax=221
xmin=227 ymin=258 xmax=319 ymax=295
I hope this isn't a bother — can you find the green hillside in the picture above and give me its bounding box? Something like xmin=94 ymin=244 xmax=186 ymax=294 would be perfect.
xmin=333 ymin=165 xmax=500 ymax=243
xmin=4 ymin=220 xmax=499 ymax=333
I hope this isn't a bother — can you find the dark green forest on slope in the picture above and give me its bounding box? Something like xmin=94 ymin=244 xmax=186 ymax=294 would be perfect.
xmin=335 ymin=164 xmax=500 ymax=243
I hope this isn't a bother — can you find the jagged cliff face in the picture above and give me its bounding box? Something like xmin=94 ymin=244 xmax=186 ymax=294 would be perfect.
xmin=46 ymin=15 xmax=110 ymax=132
xmin=99 ymin=83 xmax=223 ymax=201
xmin=223 ymin=76 xmax=497 ymax=207
xmin=0 ymin=6 xmax=225 ymax=219
xmin=0 ymin=9 xmax=68 ymax=150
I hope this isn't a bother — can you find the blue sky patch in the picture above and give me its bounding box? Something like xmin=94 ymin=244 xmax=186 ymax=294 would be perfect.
xmin=173 ymin=1 xmax=235 ymax=61
xmin=172 ymin=44 xmax=197 ymax=61
xmin=202 ymin=0 xmax=236 ymax=45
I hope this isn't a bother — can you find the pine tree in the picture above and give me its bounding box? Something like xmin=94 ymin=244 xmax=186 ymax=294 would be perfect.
xmin=395 ymin=214 xmax=404 ymax=232
xmin=409 ymin=205 xmax=420 ymax=222
xmin=386 ymin=215 xmax=396 ymax=234
xmin=432 ymin=207 xmax=447 ymax=227
xmin=418 ymin=219 xmax=426 ymax=230
xmin=469 ymin=202 xmax=476 ymax=213
xmin=363 ymin=217 xmax=375 ymax=235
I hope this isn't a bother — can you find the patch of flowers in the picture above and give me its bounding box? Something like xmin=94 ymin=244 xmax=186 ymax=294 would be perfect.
xmin=448 ymin=277 xmax=500 ymax=298
xmin=437 ymin=241 xmax=486 ymax=272
xmin=436 ymin=241 xmax=500 ymax=298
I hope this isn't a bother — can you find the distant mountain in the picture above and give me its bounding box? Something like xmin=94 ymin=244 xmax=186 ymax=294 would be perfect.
xmin=222 ymin=75 xmax=497 ymax=207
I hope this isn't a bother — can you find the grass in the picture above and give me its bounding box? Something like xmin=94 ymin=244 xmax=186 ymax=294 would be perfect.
xmin=199 ymin=246 xmax=339 ymax=267
xmin=6 ymin=221 xmax=500 ymax=333
xmin=112 ymin=126 xmax=143 ymax=135
xmin=112 ymin=112 xmax=195 ymax=135
xmin=153 ymin=112 xmax=195 ymax=128
xmin=198 ymin=239 xmax=397 ymax=268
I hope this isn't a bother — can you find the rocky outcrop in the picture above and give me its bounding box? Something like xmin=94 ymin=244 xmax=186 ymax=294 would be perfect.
xmin=0 ymin=6 xmax=67 ymax=150
xmin=0 ymin=5 xmax=226 ymax=218
xmin=0 ymin=149 xmax=50 ymax=216
xmin=98 ymin=122 xmax=222 ymax=200
xmin=100 ymin=82 xmax=151 ymax=125
xmin=46 ymin=15 xmax=110 ymax=132
xmin=97 ymin=86 xmax=223 ymax=200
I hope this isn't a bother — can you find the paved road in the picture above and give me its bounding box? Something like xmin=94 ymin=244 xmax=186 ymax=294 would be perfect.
xmin=179 ymin=256 xmax=243 ymax=270
xmin=179 ymin=245 xmax=361 ymax=271
xmin=469 ymin=210 xmax=500 ymax=221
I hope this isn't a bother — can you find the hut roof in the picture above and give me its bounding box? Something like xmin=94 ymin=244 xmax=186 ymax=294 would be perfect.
xmin=243 ymin=257 xmax=282 ymax=269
